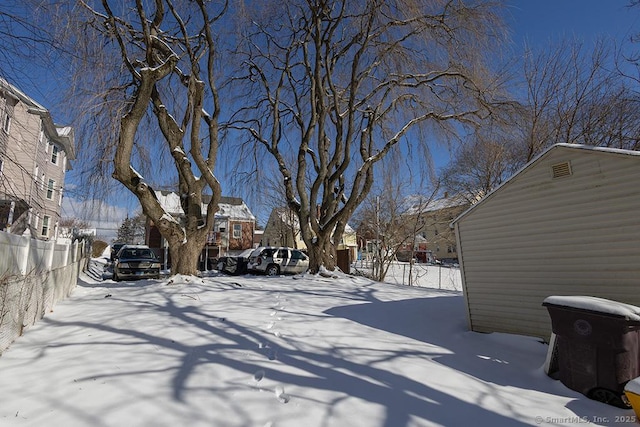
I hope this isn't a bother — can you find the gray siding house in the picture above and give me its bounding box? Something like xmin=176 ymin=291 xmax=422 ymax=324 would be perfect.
xmin=0 ymin=78 xmax=75 ymax=240
xmin=453 ymin=144 xmax=640 ymax=340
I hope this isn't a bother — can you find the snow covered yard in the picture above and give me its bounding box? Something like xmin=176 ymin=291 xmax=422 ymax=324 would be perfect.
xmin=353 ymin=260 xmax=463 ymax=291
xmin=0 ymin=261 xmax=633 ymax=426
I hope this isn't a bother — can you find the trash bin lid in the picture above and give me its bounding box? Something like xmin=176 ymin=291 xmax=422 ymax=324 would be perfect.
xmin=543 ymin=295 xmax=640 ymax=321
xmin=626 ymin=377 xmax=640 ymax=395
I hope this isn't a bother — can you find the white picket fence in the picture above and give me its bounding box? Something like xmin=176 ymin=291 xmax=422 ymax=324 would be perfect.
xmin=0 ymin=231 xmax=87 ymax=354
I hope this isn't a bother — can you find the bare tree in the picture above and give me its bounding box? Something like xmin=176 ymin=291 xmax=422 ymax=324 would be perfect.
xmin=0 ymin=1 xmax=64 ymax=85
xmin=65 ymin=0 xmax=227 ymax=275
xmin=440 ymin=122 xmax=520 ymax=202
xmin=353 ymin=173 xmax=439 ymax=282
xmin=443 ymin=38 xmax=640 ymax=200
xmin=232 ymin=0 xmax=506 ymax=273
xmin=519 ymin=39 xmax=636 ymax=159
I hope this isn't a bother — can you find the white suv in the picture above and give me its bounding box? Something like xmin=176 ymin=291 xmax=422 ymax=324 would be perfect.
xmin=247 ymin=247 xmax=309 ymax=276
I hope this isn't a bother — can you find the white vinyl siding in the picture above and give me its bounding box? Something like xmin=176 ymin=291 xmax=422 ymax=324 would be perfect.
xmin=455 ymin=146 xmax=640 ymax=339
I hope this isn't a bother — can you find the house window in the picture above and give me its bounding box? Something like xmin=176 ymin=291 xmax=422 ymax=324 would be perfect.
xmin=2 ymin=112 xmax=10 ymax=133
xmin=233 ymin=224 xmax=242 ymax=239
xmin=42 ymin=215 xmax=50 ymax=237
xmin=47 ymin=179 xmax=55 ymax=199
xmin=51 ymin=145 xmax=59 ymax=164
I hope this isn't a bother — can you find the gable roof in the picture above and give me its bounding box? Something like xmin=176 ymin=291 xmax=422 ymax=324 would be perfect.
xmin=155 ymin=190 xmax=255 ymax=221
xmin=266 ymin=206 xmax=355 ymax=234
xmin=0 ymin=77 xmax=75 ymax=161
xmin=452 ymin=143 xmax=640 ymax=225
xmin=402 ymin=194 xmax=468 ymax=215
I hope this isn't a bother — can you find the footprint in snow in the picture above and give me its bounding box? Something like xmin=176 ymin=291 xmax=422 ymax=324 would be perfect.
xmin=265 ymin=321 xmax=275 ymax=329
xmin=253 ymin=370 xmax=265 ymax=383
xmin=259 ymin=343 xmax=278 ymax=360
xmin=275 ymin=386 xmax=290 ymax=404
xmin=267 ymin=348 xmax=278 ymax=360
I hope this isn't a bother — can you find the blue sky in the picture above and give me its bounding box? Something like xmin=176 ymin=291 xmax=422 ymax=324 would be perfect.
xmin=46 ymin=1 xmax=639 ymax=235
xmin=427 ymin=0 xmax=640 ymax=186
xmin=506 ymin=0 xmax=638 ymax=47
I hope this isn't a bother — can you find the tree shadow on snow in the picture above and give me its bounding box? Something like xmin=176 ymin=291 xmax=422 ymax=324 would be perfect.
xmin=325 ymin=295 xmax=631 ymax=424
xmin=37 ymin=275 xmax=609 ymax=427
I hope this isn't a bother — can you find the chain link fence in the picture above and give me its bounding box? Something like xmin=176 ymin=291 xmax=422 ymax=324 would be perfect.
xmin=353 ymin=260 xmax=462 ymax=292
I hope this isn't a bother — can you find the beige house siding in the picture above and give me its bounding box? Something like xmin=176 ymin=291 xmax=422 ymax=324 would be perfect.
xmin=262 ymin=208 xmax=304 ymax=249
xmin=454 ymin=144 xmax=640 ymax=340
xmin=1 ymin=79 xmax=73 ymax=240
xmin=263 ymin=207 xmax=358 ymax=260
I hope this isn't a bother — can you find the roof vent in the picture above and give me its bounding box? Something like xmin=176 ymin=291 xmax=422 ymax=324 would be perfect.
xmin=551 ymin=161 xmax=572 ymax=179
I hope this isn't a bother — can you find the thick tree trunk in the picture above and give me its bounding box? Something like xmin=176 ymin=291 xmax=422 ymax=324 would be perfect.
xmin=166 ymin=227 xmax=208 ymax=276
xmin=306 ymin=234 xmax=337 ymax=274
xmin=169 ymin=241 xmax=201 ymax=276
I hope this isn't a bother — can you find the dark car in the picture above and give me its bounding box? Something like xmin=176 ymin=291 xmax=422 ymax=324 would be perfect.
xmin=110 ymin=242 xmax=126 ymax=262
xmin=113 ymin=245 xmax=161 ymax=281
xmin=216 ymin=249 xmax=254 ymax=275
xmin=217 ymin=256 xmax=249 ymax=275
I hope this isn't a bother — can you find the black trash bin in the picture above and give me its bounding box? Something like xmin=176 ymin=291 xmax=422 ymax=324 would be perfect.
xmin=543 ymin=295 xmax=640 ymax=408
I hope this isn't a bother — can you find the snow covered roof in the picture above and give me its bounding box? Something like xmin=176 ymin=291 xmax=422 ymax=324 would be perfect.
xmin=626 ymin=377 xmax=640 ymax=395
xmin=0 ymin=77 xmax=47 ymax=111
xmin=268 ymin=207 xmax=355 ymax=234
xmin=216 ymin=200 xmax=256 ymax=221
xmin=155 ymin=191 xmax=256 ymax=221
xmin=402 ymin=194 xmax=468 ymax=215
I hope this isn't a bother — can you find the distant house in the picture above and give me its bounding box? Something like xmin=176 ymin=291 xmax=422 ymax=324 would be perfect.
xmin=453 ymin=144 xmax=640 ymax=339
xmin=0 ymin=78 xmax=75 ymax=240
xmin=262 ymin=206 xmax=358 ymax=261
xmin=147 ymin=191 xmax=256 ymax=266
xmin=400 ymin=194 xmax=469 ymax=263
xmin=262 ymin=207 xmax=305 ymax=249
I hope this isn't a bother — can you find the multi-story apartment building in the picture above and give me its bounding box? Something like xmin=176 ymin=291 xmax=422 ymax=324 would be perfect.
xmin=0 ymin=78 xmax=75 ymax=240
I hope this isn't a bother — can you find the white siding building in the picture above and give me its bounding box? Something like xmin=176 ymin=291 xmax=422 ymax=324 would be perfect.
xmin=453 ymin=144 xmax=640 ymax=340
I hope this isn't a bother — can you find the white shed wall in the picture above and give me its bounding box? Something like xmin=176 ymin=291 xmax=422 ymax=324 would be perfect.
xmin=456 ymin=146 xmax=640 ymax=339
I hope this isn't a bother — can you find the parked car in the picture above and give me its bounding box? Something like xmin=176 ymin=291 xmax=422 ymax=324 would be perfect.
xmin=216 ymin=256 xmax=249 ymax=275
xmin=113 ymin=245 xmax=161 ymax=281
xmin=110 ymin=242 xmax=126 ymax=262
xmin=247 ymin=247 xmax=309 ymax=276
xmin=216 ymin=249 xmax=253 ymax=275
